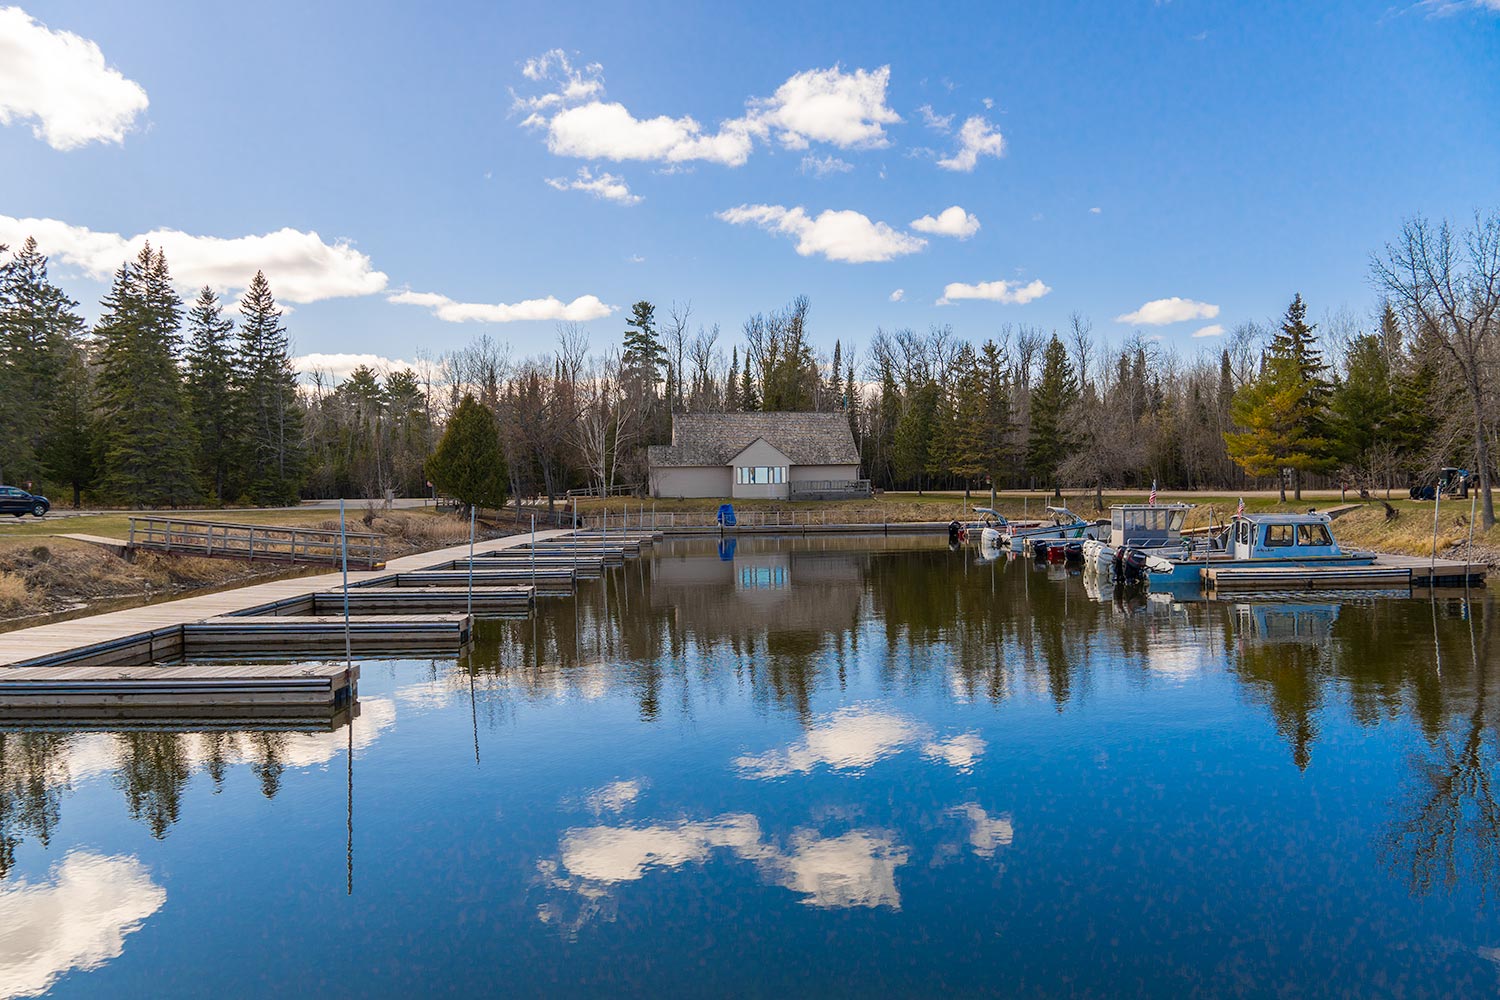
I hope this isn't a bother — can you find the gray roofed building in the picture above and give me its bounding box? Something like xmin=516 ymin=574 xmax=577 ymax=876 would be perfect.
xmin=648 ymin=412 xmax=867 ymax=500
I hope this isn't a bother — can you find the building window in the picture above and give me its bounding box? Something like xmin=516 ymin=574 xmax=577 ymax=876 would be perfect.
xmin=736 ymin=466 xmax=786 ymax=485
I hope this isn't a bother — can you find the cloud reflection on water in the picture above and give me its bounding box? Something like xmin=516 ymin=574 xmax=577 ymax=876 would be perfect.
xmin=735 ymin=704 xmax=982 ymax=779
xmin=0 ymin=852 xmax=165 ymax=999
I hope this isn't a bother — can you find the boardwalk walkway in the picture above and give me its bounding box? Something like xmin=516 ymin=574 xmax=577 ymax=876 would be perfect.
xmin=0 ymin=529 xmax=570 ymax=668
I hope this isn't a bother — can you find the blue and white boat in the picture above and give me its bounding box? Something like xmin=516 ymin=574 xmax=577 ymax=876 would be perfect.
xmin=1142 ymin=511 xmax=1375 ymax=587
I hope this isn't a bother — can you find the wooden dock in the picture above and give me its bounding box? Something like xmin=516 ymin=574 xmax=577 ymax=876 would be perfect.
xmin=0 ymin=529 xmax=571 ymax=668
xmin=183 ymin=614 xmax=471 ymax=653
xmin=393 ymin=568 xmax=576 ymax=587
xmin=1202 ymin=553 xmax=1484 ymax=591
xmin=0 ymin=661 xmax=357 ymax=717
xmin=308 ymin=587 xmax=532 ymax=615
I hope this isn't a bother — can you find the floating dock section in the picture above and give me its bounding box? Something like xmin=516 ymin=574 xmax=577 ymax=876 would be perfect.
xmin=0 ymin=527 xmax=661 ymax=714
xmin=0 ymin=661 xmax=358 ymax=719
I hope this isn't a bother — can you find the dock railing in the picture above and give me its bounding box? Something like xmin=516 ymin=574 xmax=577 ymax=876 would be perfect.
xmin=578 ymin=505 xmax=935 ymax=532
xmin=128 ymin=516 xmax=386 ymax=569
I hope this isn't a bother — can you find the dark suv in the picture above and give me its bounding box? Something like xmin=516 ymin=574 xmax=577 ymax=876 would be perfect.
xmin=0 ymin=486 xmax=49 ymax=517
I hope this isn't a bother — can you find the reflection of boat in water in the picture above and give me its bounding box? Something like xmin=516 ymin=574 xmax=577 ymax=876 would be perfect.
xmin=1143 ymin=512 xmax=1377 ymax=588
xmin=1232 ymin=602 xmax=1339 ymax=645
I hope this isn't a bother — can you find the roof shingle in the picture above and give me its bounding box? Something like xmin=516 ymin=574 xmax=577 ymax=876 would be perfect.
xmin=648 ymin=412 xmax=859 ymax=468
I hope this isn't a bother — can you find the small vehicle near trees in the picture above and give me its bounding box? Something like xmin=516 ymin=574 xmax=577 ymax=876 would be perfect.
xmin=1409 ymin=467 xmax=1470 ymax=501
xmin=0 ymin=486 xmax=50 ymax=517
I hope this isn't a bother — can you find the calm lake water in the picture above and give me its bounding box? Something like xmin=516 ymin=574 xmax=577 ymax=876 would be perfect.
xmin=4 ymin=535 xmax=1500 ymax=997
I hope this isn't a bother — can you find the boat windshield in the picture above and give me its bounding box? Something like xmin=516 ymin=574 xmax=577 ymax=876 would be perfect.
xmin=1112 ymin=507 xmax=1186 ymax=536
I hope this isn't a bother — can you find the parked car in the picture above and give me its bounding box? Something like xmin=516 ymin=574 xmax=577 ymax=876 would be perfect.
xmin=0 ymin=486 xmax=49 ymax=517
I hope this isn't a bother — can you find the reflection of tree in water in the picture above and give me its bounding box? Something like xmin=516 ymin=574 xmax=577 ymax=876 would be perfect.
xmin=0 ymin=733 xmax=68 ymax=880
xmin=114 ymin=733 xmax=192 ymax=839
xmin=1383 ymin=598 xmax=1500 ymax=901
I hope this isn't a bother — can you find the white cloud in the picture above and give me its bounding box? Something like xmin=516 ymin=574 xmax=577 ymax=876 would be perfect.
xmin=921 ymin=732 xmax=986 ymax=773
xmin=1191 ymin=323 xmax=1226 ymax=338
xmin=982 ymin=97 xmax=995 ymax=109
xmin=544 ymin=101 xmax=757 ymax=166
xmin=558 ymin=814 xmax=769 ymax=883
xmin=889 ymin=288 xmax=904 ymax=302
xmin=544 ymin=166 xmax=641 ymax=205
xmin=293 ymin=353 xmax=427 ymax=381
xmin=389 ymin=288 xmax=615 ymax=323
xmin=0 ymin=852 xmax=165 ymax=998
xmin=936 ymin=115 xmax=1005 ymax=172
xmin=735 ymin=705 xmax=922 ymax=779
xmin=717 ymin=204 xmax=926 ymax=264
xmin=1089 ymin=206 xmax=1102 ymax=214
xmin=767 ymin=829 xmax=907 ymax=910
xmin=1115 ymin=296 xmax=1220 ymax=326
xmin=1418 ymin=0 xmax=1500 ymax=14
xmin=800 ymin=154 xmax=854 ymax=178
xmin=916 ymin=104 xmax=953 ymax=132
xmin=951 ymin=804 xmax=1014 ymax=859
xmin=938 ymin=278 xmax=1051 ymax=305
xmin=547 ymin=814 xmax=907 ymax=911
xmin=750 ymin=65 xmax=900 ymax=150
xmin=516 ymin=55 xmax=898 ymax=168
xmin=909 ymin=205 xmax=980 ymax=240
xmin=585 ymin=779 xmax=644 ymax=813
xmin=0 ymin=214 xmax=387 ymax=303
xmin=0 ymin=7 xmax=148 ymax=150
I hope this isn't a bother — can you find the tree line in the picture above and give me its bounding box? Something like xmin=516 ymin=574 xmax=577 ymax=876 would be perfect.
xmin=2 ymin=212 xmax=1496 ymax=524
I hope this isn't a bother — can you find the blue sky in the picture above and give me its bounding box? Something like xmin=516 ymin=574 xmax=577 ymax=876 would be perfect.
xmin=1 ymin=0 xmax=1496 ymax=377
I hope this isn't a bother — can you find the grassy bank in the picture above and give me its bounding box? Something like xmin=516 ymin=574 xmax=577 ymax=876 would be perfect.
xmin=576 ymin=489 xmax=1498 ymax=562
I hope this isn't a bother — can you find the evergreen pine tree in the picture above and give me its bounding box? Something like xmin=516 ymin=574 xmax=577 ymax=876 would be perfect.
xmin=1225 ymin=294 xmax=1336 ymax=500
xmin=93 ymin=245 xmax=196 ymax=506
xmin=233 ymin=271 xmax=305 ymax=504
xmin=740 ymin=350 xmax=758 ymax=410
xmin=0 ymin=237 xmax=82 ymax=489
xmin=894 ymin=381 xmax=938 ymax=491
xmin=183 ymin=287 xmax=237 ymax=502
xmin=43 ymin=339 xmax=96 ymax=507
xmin=725 ymin=346 xmax=739 ymax=411
xmin=425 ymin=394 xmax=507 ymax=511
xmin=1026 ymin=335 xmax=1078 ymax=494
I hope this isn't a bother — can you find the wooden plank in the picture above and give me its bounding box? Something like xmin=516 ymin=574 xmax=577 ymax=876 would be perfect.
xmin=1 ymin=529 xmax=571 ymax=668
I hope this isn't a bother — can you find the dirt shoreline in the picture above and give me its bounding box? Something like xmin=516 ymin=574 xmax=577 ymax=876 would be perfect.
xmin=0 ymin=510 xmax=528 ymax=631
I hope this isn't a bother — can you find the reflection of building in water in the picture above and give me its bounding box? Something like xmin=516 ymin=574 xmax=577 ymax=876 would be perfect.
xmin=651 ymin=543 xmax=863 ymax=638
xmin=0 ymin=851 xmax=165 ymax=998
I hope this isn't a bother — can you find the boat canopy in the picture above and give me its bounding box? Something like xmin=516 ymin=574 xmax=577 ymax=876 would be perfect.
xmin=1108 ymin=503 xmax=1192 ymax=548
xmin=1229 ymin=512 xmax=1345 ymax=560
xmin=1045 ymin=506 xmax=1084 ymax=524
xmin=971 ymin=506 xmax=1008 ymax=525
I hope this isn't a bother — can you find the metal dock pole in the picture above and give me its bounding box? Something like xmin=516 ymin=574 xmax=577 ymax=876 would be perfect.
xmin=467 ymin=505 xmax=476 ymax=616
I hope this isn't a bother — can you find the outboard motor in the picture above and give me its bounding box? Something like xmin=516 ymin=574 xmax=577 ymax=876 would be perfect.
xmin=948 ymin=520 xmax=962 ymax=546
xmin=1112 ymin=545 xmax=1150 ymax=582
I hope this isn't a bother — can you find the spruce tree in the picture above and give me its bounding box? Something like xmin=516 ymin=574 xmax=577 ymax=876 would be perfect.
xmin=43 ymin=339 xmax=96 ymax=507
xmin=234 ymin=271 xmax=305 ymax=504
xmin=183 ymin=287 xmax=237 ymax=502
xmin=894 ymin=380 xmax=938 ymax=491
xmin=0 ymin=237 xmax=82 ymax=489
xmin=1225 ymin=294 xmax=1336 ymax=500
xmin=93 ymin=245 xmax=196 ymax=506
xmin=740 ymin=350 xmax=758 ymax=410
xmin=1026 ymin=335 xmax=1078 ymax=494
xmin=425 ymin=394 xmax=507 ymax=511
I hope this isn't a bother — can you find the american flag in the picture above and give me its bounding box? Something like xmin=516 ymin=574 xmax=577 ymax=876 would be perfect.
xmin=1237 ymin=496 xmax=1245 ymax=516
xmin=1149 ymin=480 xmax=1157 ymax=505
